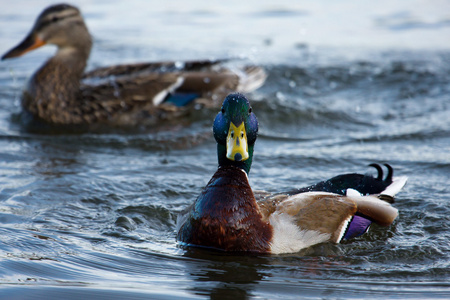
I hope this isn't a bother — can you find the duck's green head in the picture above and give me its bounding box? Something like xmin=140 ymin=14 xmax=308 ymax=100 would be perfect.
xmin=213 ymin=93 xmax=258 ymax=174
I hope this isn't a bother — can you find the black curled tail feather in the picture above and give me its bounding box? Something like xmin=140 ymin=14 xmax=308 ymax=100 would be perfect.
xmin=368 ymin=163 xmax=394 ymax=184
xmin=384 ymin=163 xmax=393 ymax=183
xmin=369 ymin=163 xmax=383 ymax=180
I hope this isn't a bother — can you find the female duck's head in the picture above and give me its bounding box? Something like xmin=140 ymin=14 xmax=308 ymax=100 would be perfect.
xmin=2 ymin=4 xmax=91 ymax=60
xmin=213 ymin=93 xmax=258 ymax=173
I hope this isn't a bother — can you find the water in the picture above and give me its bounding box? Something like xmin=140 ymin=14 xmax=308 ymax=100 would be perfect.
xmin=0 ymin=0 xmax=449 ymax=299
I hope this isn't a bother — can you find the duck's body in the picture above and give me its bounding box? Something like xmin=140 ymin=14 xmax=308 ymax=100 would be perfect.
xmin=178 ymin=165 xmax=273 ymax=252
xmin=177 ymin=93 xmax=407 ymax=254
xmin=2 ymin=4 xmax=266 ymax=129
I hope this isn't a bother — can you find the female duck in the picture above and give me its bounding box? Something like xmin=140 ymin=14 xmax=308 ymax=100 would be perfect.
xmin=176 ymin=93 xmax=407 ymax=254
xmin=2 ymin=4 xmax=266 ymax=129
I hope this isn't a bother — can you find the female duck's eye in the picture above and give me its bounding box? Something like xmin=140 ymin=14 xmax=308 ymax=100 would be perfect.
xmin=52 ymin=16 xmax=59 ymax=23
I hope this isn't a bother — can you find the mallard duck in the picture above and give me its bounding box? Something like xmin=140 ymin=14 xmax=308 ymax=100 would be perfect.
xmin=176 ymin=93 xmax=407 ymax=254
xmin=1 ymin=4 xmax=266 ymax=129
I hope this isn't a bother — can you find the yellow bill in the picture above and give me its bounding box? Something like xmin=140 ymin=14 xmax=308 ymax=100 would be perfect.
xmin=226 ymin=121 xmax=249 ymax=161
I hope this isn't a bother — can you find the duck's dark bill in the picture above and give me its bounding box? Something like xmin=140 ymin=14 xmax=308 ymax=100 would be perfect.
xmin=226 ymin=121 xmax=249 ymax=162
xmin=2 ymin=33 xmax=45 ymax=60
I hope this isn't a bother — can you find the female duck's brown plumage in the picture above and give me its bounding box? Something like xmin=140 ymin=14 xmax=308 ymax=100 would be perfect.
xmin=176 ymin=93 xmax=407 ymax=254
xmin=1 ymin=4 xmax=266 ymax=129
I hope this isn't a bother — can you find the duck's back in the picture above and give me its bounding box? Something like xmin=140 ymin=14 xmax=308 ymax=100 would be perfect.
xmin=286 ymin=164 xmax=396 ymax=196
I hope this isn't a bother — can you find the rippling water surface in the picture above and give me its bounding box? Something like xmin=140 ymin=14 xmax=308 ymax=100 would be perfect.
xmin=0 ymin=0 xmax=449 ymax=299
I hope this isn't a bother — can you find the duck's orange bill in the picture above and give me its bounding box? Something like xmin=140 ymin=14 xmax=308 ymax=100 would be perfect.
xmin=2 ymin=34 xmax=46 ymax=60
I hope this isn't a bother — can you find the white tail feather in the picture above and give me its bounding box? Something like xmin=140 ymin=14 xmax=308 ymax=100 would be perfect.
xmin=236 ymin=66 xmax=267 ymax=93
xmin=382 ymin=176 xmax=408 ymax=197
xmin=346 ymin=188 xmax=362 ymax=197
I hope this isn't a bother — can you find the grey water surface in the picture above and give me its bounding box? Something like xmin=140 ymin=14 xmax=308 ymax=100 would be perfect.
xmin=0 ymin=0 xmax=449 ymax=299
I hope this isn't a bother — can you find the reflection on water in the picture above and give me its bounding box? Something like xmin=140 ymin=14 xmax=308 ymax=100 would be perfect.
xmin=0 ymin=0 xmax=449 ymax=299
xmin=182 ymin=249 xmax=268 ymax=298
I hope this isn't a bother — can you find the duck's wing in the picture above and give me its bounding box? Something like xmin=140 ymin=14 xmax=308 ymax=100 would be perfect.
xmin=77 ymin=72 xmax=192 ymax=126
xmin=260 ymin=191 xmax=398 ymax=250
xmin=270 ymin=192 xmax=358 ymax=243
xmin=81 ymin=72 xmax=184 ymax=106
xmin=81 ymin=59 xmax=230 ymax=107
xmin=82 ymin=59 xmax=230 ymax=79
xmin=82 ymin=60 xmax=267 ymax=108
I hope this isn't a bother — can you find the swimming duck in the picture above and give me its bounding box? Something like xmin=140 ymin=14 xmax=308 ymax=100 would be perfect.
xmin=176 ymin=93 xmax=407 ymax=254
xmin=1 ymin=4 xmax=266 ymax=129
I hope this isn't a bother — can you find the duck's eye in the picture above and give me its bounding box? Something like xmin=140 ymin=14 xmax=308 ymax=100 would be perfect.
xmin=230 ymin=131 xmax=234 ymax=138
xmin=248 ymin=108 xmax=252 ymax=114
xmin=51 ymin=16 xmax=59 ymax=23
xmin=221 ymin=108 xmax=225 ymax=114
xmin=241 ymin=132 xmax=244 ymax=138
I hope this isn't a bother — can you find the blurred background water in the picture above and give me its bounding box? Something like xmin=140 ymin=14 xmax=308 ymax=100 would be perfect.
xmin=0 ymin=0 xmax=449 ymax=299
